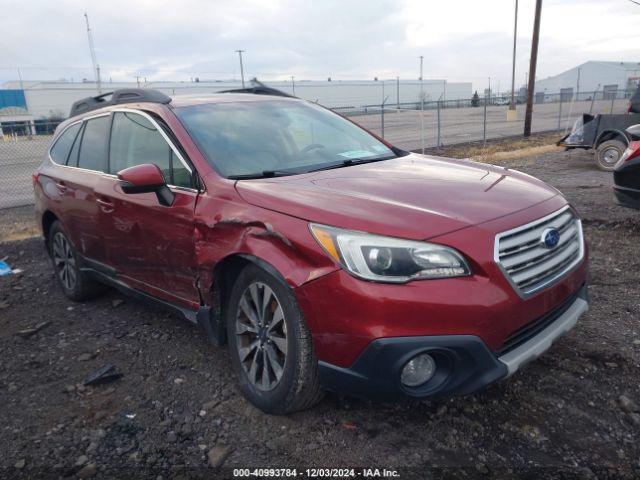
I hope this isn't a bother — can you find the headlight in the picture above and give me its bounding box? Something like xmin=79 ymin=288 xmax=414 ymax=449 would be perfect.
xmin=309 ymin=223 xmax=471 ymax=283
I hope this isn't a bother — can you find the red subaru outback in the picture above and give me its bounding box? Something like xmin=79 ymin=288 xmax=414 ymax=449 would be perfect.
xmin=33 ymin=88 xmax=588 ymax=413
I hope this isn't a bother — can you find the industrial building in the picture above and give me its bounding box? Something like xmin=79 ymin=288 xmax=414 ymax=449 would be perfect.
xmin=0 ymin=79 xmax=471 ymax=134
xmin=534 ymin=61 xmax=640 ymax=99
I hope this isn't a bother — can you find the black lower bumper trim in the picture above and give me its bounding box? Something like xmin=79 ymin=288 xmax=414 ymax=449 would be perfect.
xmin=496 ymin=284 xmax=587 ymax=357
xmin=318 ymin=335 xmax=508 ymax=401
xmin=614 ymin=186 xmax=640 ymax=210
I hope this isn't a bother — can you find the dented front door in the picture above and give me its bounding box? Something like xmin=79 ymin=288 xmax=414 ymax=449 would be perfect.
xmin=99 ymin=179 xmax=201 ymax=309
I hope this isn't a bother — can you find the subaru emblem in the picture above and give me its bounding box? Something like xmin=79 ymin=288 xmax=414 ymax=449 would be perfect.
xmin=541 ymin=227 xmax=560 ymax=249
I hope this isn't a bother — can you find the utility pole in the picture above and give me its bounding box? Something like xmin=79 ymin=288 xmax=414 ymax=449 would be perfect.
xmin=84 ymin=12 xmax=102 ymax=94
xmin=396 ymin=76 xmax=400 ymax=109
xmin=235 ymin=50 xmax=246 ymax=88
xmin=508 ymin=0 xmax=518 ymax=120
xmin=576 ymin=67 xmax=581 ymax=100
xmin=135 ymin=76 xmax=141 ymax=88
xmin=291 ymin=75 xmax=295 ymax=95
xmin=524 ymin=0 xmax=542 ymax=137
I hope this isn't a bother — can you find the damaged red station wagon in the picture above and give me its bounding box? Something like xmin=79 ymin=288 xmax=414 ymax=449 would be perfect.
xmin=34 ymin=87 xmax=589 ymax=413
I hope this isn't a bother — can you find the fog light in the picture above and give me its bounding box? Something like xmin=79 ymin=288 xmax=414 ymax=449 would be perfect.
xmin=400 ymin=353 xmax=436 ymax=387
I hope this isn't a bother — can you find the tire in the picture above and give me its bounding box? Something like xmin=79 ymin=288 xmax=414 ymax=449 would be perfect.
xmin=226 ymin=264 xmax=323 ymax=414
xmin=595 ymin=139 xmax=626 ymax=171
xmin=48 ymin=221 xmax=107 ymax=301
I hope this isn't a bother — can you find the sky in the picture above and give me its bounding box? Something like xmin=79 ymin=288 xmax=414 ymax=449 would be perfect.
xmin=1 ymin=0 xmax=640 ymax=91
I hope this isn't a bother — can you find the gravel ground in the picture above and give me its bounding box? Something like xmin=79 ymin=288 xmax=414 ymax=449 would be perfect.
xmin=0 ymin=148 xmax=639 ymax=479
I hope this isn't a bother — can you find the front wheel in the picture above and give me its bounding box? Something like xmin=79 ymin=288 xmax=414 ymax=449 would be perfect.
xmin=595 ymin=139 xmax=626 ymax=171
xmin=48 ymin=221 xmax=106 ymax=301
xmin=226 ymin=264 xmax=323 ymax=414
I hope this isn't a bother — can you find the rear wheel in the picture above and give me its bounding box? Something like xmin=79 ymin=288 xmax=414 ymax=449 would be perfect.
xmin=226 ymin=264 xmax=323 ymax=414
xmin=595 ymin=139 xmax=626 ymax=171
xmin=48 ymin=221 xmax=106 ymax=301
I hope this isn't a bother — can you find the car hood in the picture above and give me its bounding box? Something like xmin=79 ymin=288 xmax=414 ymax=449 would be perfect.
xmin=235 ymin=153 xmax=561 ymax=240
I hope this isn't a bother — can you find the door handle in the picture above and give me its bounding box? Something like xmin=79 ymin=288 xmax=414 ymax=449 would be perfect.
xmin=96 ymin=197 xmax=115 ymax=213
xmin=96 ymin=197 xmax=114 ymax=206
xmin=55 ymin=182 xmax=67 ymax=193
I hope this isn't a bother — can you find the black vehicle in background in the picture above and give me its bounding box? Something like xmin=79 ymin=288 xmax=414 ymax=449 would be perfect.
xmin=558 ymin=85 xmax=640 ymax=171
xmin=613 ymin=124 xmax=640 ymax=209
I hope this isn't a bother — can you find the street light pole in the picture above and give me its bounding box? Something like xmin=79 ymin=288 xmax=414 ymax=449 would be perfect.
xmin=235 ymin=50 xmax=246 ymax=88
xmin=509 ymin=0 xmax=518 ymax=116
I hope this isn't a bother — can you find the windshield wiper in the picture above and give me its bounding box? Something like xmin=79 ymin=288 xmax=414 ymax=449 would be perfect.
xmin=228 ymin=155 xmax=399 ymax=179
xmin=227 ymin=170 xmax=296 ymax=180
xmin=305 ymin=155 xmax=395 ymax=173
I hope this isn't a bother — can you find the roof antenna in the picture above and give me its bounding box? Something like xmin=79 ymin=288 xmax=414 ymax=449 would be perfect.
xmin=84 ymin=12 xmax=102 ymax=94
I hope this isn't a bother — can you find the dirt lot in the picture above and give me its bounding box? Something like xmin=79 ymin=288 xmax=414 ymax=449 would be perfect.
xmin=1 ymin=148 xmax=639 ymax=479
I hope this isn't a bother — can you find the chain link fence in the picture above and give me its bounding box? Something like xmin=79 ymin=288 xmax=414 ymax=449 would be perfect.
xmin=1 ymin=122 xmax=59 ymax=209
xmin=0 ymin=88 xmax=635 ymax=209
xmin=339 ymin=88 xmax=634 ymax=152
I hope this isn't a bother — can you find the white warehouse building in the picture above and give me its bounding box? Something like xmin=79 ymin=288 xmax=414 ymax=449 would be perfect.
xmin=534 ymin=61 xmax=640 ymax=98
xmin=0 ymin=78 xmax=472 ymax=122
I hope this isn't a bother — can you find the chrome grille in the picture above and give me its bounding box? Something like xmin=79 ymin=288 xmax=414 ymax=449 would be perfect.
xmin=495 ymin=206 xmax=584 ymax=297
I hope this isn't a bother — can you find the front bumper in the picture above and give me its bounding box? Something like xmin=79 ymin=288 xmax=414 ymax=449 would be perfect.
xmin=319 ymin=284 xmax=588 ymax=400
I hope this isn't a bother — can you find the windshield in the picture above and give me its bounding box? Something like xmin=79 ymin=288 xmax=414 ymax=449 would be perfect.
xmin=174 ymin=99 xmax=399 ymax=178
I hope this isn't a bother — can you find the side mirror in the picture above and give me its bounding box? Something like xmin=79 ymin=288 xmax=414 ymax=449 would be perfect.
xmin=117 ymin=163 xmax=174 ymax=207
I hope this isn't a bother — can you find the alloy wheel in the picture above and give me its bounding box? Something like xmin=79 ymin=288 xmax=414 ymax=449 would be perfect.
xmin=52 ymin=232 xmax=77 ymax=291
xmin=235 ymin=282 xmax=288 ymax=391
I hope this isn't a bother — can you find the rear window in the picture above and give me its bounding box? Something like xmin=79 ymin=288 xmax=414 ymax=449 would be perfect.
xmin=78 ymin=115 xmax=111 ymax=172
xmin=50 ymin=123 xmax=82 ymax=164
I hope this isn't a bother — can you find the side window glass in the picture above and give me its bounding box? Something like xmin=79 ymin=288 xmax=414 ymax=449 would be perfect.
xmin=78 ymin=116 xmax=110 ymax=172
xmin=110 ymin=112 xmax=170 ymax=177
xmin=50 ymin=123 xmax=82 ymax=164
xmin=171 ymin=150 xmax=193 ymax=188
xmin=67 ymin=123 xmax=85 ymax=166
xmin=110 ymin=112 xmax=192 ymax=188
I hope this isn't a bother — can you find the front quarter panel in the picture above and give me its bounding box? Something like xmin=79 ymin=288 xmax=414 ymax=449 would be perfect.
xmin=194 ymin=177 xmax=339 ymax=303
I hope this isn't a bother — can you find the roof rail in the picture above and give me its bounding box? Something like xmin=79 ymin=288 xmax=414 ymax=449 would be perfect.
xmin=219 ymin=80 xmax=295 ymax=98
xmin=69 ymin=88 xmax=172 ymax=117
